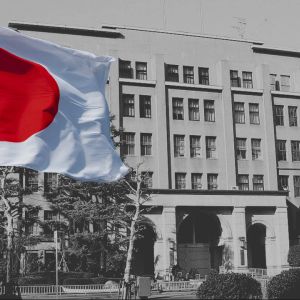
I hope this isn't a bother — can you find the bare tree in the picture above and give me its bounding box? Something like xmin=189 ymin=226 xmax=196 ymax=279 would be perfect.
xmin=121 ymin=163 xmax=153 ymax=300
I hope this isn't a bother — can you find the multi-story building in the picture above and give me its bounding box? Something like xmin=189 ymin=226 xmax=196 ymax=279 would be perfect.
xmin=4 ymin=20 xmax=300 ymax=277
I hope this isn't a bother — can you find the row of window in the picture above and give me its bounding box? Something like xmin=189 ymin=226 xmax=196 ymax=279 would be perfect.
xmin=276 ymin=140 xmax=300 ymax=161
xmin=172 ymin=98 xmax=215 ymax=121
xmin=278 ymin=175 xmax=300 ymax=197
xmin=25 ymin=170 xmax=58 ymax=193
xmin=236 ymin=138 xmax=262 ymax=160
xmin=122 ymin=94 xmax=152 ymax=118
xmin=175 ymin=173 xmax=217 ymax=190
xmin=234 ymin=102 xmax=260 ymax=124
xmin=119 ymin=60 xmax=291 ymax=92
xmin=274 ymin=105 xmax=298 ymax=127
xmin=237 ymin=175 xmax=264 ymax=191
xmin=119 ymin=60 xmax=148 ymax=80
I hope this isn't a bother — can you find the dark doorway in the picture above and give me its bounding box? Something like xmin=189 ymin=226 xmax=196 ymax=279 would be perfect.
xmin=247 ymin=223 xmax=266 ymax=268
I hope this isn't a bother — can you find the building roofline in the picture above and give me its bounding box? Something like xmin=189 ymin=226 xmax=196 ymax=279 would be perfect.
xmin=102 ymin=24 xmax=264 ymax=45
xmin=147 ymin=189 xmax=288 ymax=196
xmin=252 ymin=45 xmax=300 ymax=57
xmin=8 ymin=21 xmax=124 ymax=39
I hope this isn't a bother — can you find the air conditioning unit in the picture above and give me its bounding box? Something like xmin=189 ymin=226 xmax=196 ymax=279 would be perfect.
xmin=232 ymin=186 xmax=239 ymax=190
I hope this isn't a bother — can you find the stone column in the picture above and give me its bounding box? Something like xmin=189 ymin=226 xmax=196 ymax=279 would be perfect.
xmin=162 ymin=206 xmax=177 ymax=276
xmin=232 ymin=206 xmax=248 ymax=271
xmin=274 ymin=206 xmax=290 ymax=272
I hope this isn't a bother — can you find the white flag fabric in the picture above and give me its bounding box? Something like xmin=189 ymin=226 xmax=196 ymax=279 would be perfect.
xmin=0 ymin=27 xmax=128 ymax=182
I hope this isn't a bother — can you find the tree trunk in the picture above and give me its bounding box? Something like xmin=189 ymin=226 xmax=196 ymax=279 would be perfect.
xmin=122 ymin=204 xmax=140 ymax=299
xmin=6 ymin=211 xmax=13 ymax=284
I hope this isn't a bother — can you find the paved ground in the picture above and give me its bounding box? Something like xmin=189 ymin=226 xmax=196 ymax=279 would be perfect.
xmin=9 ymin=290 xmax=197 ymax=299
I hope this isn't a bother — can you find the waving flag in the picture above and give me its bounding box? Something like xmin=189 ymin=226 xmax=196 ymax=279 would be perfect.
xmin=0 ymin=27 xmax=128 ymax=181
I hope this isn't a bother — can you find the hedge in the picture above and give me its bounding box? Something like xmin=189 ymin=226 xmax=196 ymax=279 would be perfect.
xmin=197 ymin=271 xmax=262 ymax=299
xmin=288 ymin=245 xmax=300 ymax=267
xmin=267 ymin=269 xmax=300 ymax=299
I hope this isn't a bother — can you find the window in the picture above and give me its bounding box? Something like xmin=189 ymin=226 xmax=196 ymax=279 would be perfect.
xmin=230 ymin=70 xmax=240 ymax=87
xmin=291 ymin=141 xmax=300 ymax=161
xmin=288 ymin=106 xmax=298 ymax=127
xmin=140 ymin=133 xmax=152 ymax=156
xmin=165 ymin=64 xmax=179 ymax=82
xmin=44 ymin=173 xmax=58 ymax=193
xmin=236 ymin=138 xmax=247 ymax=160
xmin=122 ymin=132 xmax=135 ymax=155
xmin=174 ymin=135 xmax=185 ymax=157
xmin=206 ymin=136 xmax=216 ymax=159
xmin=276 ymin=140 xmax=287 ymax=161
xmin=141 ymin=171 xmax=153 ymax=188
xmin=253 ymin=175 xmax=264 ymax=191
xmin=238 ymin=175 xmax=249 ymax=191
xmin=172 ymin=98 xmax=184 ymax=120
xmin=44 ymin=210 xmax=55 ymax=221
xmin=198 ymin=67 xmax=209 ymax=85
xmin=234 ymin=102 xmax=245 ymax=124
xmin=249 ymin=103 xmax=260 ymax=124
xmin=26 ymin=169 xmax=38 ymax=192
xmin=122 ymin=94 xmax=135 ymax=117
xmin=274 ymin=105 xmax=284 ymax=126
xmin=188 ymin=99 xmax=199 ymax=121
xmin=204 ymin=100 xmax=215 ymax=122
xmin=25 ymin=210 xmax=39 ymax=235
xmin=119 ymin=60 xmax=133 ymax=78
xmin=270 ymin=74 xmax=279 ymax=91
xmin=251 ymin=139 xmax=261 ymax=160
xmin=135 ymin=62 xmax=147 ymax=80
xmin=139 ymin=95 xmax=151 ymax=118
xmin=190 ymin=135 xmax=201 ymax=158
xmin=294 ymin=176 xmax=300 ymax=197
xmin=207 ymin=174 xmax=218 ymax=190
xmin=278 ymin=175 xmax=289 ymax=191
xmin=242 ymin=71 xmax=253 ymax=88
xmin=280 ymin=75 xmax=290 ymax=92
xmin=183 ymin=66 xmax=194 ymax=84
xmin=175 ymin=173 xmax=186 ymax=189
xmin=191 ymin=173 xmax=202 ymax=190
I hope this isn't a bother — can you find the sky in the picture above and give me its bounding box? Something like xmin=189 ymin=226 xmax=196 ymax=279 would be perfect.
xmin=0 ymin=0 xmax=300 ymax=49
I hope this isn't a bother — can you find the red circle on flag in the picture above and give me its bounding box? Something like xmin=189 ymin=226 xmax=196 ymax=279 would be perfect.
xmin=0 ymin=48 xmax=60 ymax=142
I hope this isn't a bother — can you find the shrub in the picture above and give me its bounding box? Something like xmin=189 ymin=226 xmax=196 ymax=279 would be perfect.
xmin=288 ymin=245 xmax=300 ymax=267
xmin=267 ymin=269 xmax=300 ymax=299
xmin=197 ymin=271 xmax=262 ymax=299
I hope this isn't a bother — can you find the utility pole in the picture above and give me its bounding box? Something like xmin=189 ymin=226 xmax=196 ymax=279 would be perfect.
xmin=54 ymin=230 xmax=59 ymax=298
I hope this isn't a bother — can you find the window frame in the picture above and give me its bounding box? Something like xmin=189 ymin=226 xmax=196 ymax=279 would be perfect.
xmin=172 ymin=98 xmax=184 ymax=120
xmin=207 ymin=173 xmax=218 ymax=190
xmin=191 ymin=173 xmax=202 ymax=190
xmin=278 ymin=175 xmax=289 ymax=191
xmin=251 ymin=139 xmax=262 ymax=160
xmin=119 ymin=59 xmax=133 ymax=79
xmin=242 ymin=71 xmax=253 ymax=89
xmin=288 ymin=106 xmax=298 ymax=127
xmin=122 ymin=132 xmax=135 ymax=156
xmin=190 ymin=135 xmax=201 ymax=158
xmin=135 ymin=61 xmax=147 ymax=80
xmin=198 ymin=67 xmax=209 ymax=85
xmin=175 ymin=173 xmax=186 ymax=189
xmin=165 ymin=64 xmax=179 ymax=82
xmin=238 ymin=174 xmax=249 ymax=191
xmin=183 ymin=66 xmax=194 ymax=84
xmin=253 ymin=175 xmax=264 ymax=191
xmin=204 ymin=100 xmax=215 ymax=122
xmin=174 ymin=135 xmax=185 ymax=157
xmin=234 ymin=102 xmax=245 ymax=124
xmin=291 ymin=140 xmax=300 ymax=161
xmin=140 ymin=133 xmax=152 ymax=156
xmin=122 ymin=94 xmax=135 ymax=117
xmin=276 ymin=140 xmax=287 ymax=161
xmin=230 ymin=70 xmax=240 ymax=87
xmin=294 ymin=176 xmax=300 ymax=197
xmin=139 ymin=95 xmax=151 ymax=118
xmin=249 ymin=103 xmax=260 ymax=125
xmin=206 ymin=136 xmax=217 ymax=159
xmin=236 ymin=138 xmax=247 ymax=160
xmin=188 ymin=98 xmax=200 ymax=121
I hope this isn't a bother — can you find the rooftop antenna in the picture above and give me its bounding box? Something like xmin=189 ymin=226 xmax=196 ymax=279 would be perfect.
xmin=232 ymin=17 xmax=247 ymax=39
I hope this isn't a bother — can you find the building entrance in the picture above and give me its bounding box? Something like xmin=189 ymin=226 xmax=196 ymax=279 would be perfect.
xmin=177 ymin=211 xmax=223 ymax=276
xmin=247 ymin=223 xmax=266 ymax=269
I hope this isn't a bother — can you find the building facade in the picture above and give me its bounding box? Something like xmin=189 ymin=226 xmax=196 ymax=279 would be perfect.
xmin=5 ymin=21 xmax=300 ymax=277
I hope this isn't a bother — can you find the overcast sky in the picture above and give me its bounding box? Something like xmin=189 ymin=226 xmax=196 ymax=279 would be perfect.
xmin=1 ymin=0 xmax=300 ymax=49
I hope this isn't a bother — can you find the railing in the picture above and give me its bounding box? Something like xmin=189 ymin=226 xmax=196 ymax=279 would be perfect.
xmin=0 ymin=281 xmax=202 ymax=296
xmin=219 ymin=266 xmax=268 ymax=277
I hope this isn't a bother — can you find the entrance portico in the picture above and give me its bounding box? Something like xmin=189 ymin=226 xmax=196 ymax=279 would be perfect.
xmin=144 ymin=190 xmax=289 ymax=278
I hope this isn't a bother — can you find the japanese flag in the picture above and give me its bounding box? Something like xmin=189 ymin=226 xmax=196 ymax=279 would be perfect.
xmin=0 ymin=27 xmax=128 ymax=182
